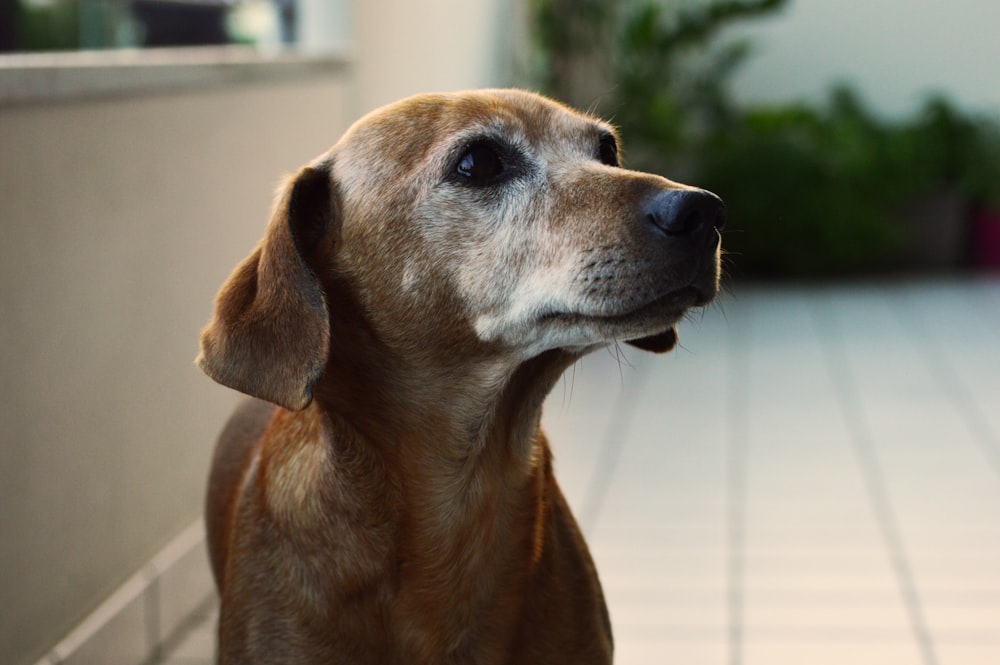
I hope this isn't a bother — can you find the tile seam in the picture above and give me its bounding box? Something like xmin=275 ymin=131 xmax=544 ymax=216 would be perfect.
xmin=812 ymin=289 xmax=940 ymax=665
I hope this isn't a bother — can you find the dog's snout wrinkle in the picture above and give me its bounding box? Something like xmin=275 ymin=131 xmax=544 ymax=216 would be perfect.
xmin=645 ymin=189 xmax=726 ymax=238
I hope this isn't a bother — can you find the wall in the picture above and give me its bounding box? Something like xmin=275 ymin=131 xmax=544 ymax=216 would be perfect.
xmin=0 ymin=73 xmax=352 ymax=665
xmin=353 ymin=0 xmax=521 ymax=115
xmin=728 ymin=0 xmax=1000 ymax=116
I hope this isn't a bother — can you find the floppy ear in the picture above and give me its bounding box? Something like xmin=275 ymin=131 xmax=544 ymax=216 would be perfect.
xmin=197 ymin=163 xmax=336 ymax=411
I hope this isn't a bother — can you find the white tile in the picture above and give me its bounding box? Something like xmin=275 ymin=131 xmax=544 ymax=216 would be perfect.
xmin=31 ymin=654 xmax=59 ymax=665
xmin=614 ymin=622 xmax=727 ymax=644
xmin=743 ymin=640 xmax=924 ymax=665
xmin=935 ymin=643 xmax=1000 ymax=665
xmin=744 ymin=602 xmax=913 ymax=633
xmin=743 ymin=523 xmax=887 ymax=556
xmin=744 ymin=551 xmax=899 ymax=581
xmin=151 ymin=520 xmax=216 ymax=648
xmin=614 ymin=639 xmax=725 ymax=665
xmin=599 ymin=554 xmax=725 ymax=593
xmin=165 ymin=613 xmax=217 ymax=661
xmin=910 ymin=550 xmax=1000 ymax=583
xmin=543 ymin=349 xmax=642 ymax=511
xmin=923 ymin=602 xmax=1000 ymax=639
xmin=590 ymin=523 xmax=726 ymax=554
xmin=610 ymin=597 xmax=725 ymax=634
xmin=901 ymin=525 xmax=1000 ymax=556
xmin=744 ymin=582 xmax=902 ymax=606
xmin=743 ymin=574 xmax=902 ymax=598
xmin=53 ymin=570 xmax=154 ymax=665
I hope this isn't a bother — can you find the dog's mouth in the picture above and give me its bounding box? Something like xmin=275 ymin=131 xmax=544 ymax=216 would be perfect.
xmin=622 ymin=284 xmax=717 ymax=352
xmin=626 ymin=327 xmax=679 ymax=353
xmin=539 ymin=285 xmax=705 ymax=353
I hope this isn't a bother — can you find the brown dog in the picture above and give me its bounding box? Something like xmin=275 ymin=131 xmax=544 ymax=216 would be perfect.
xmin=198 ymin=89 xmax=723 ymax=664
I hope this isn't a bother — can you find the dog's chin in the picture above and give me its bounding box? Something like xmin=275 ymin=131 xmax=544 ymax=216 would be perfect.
xmin=617 ymin=286 xmax=703 ymax=353
xmin=625 ymin=327 xmax=678 ymax=353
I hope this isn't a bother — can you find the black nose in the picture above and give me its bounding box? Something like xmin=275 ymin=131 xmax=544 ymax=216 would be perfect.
xmin=645 ymin=189 xmax=726 ymax=238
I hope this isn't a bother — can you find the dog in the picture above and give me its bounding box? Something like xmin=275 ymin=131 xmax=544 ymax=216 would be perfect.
xmin=198 ymin=88 xmax=724 ymax=664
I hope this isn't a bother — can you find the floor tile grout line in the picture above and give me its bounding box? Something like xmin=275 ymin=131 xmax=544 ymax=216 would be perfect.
xmin=891 ymin=287 xmax=1000 ymax=481
xmin=576 ymin=352 xmax=654 ymax=533
xmin=725 ymin=301 xmax=750 ymax=665
xmin=811 ymin=291 xmax=940 ymax=665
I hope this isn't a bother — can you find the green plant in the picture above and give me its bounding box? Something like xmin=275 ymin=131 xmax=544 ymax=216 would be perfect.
xmin=697 ymin=91 xmax=905 ymax=276
xmin=900 ymin=96 xmax=1000 ymax=207
xmin=14 ymin=0 xmax=80 ymax=52
xmin=613 ymin=0 xmax=787 ymax=164
xmin=699 ymin=87 xmax=1000 ymax=275
xmin=531 ymin=0 xmax=789 ymax=171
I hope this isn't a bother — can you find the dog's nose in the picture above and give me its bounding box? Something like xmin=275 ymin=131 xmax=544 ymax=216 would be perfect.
xmin=645 ymin=189 xmax=726 ymax=238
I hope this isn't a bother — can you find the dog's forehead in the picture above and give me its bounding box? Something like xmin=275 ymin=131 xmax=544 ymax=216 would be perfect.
xmin=456 ymin=89 xmax=611 ymax=148
xmin=339 ymin=90 xmax=611 ymax=165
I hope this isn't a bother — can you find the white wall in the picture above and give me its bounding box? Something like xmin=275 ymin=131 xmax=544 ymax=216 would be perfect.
xmin=728 ymin=0 xmax=1000 ymax=116
xmin=344 ymin=0 xmax=1000 ymax=120
xmin=353 ymin=0 xmax=520 ymax=115
xmin=0 ymin=74 xmax=352 ymax=665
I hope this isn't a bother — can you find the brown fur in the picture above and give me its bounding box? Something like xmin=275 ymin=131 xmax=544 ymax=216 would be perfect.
xmin=198 ymin=89 xmax=723 ymax=664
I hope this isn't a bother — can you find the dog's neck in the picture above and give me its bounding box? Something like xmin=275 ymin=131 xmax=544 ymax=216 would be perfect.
xmin=314 ymin=273 xmax=581 ymax=460
xmin=297 ymin=344 xmax=581 ymax=654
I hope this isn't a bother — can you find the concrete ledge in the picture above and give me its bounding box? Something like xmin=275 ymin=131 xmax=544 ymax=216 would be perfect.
xmin=0 ymin=46 xmax=350 ymax=106
xmin=34 ymin=520 xmax=215 ymax=665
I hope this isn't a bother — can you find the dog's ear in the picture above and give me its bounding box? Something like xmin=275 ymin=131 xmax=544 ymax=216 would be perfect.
xmin=197 ymin=163 xmax=337 ymax=411
xmin=625 ymin=327 xmax=678 ymax=354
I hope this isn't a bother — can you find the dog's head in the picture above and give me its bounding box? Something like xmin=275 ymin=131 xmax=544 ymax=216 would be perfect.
xmin=198 ymin=89 xmax=724 ymax=410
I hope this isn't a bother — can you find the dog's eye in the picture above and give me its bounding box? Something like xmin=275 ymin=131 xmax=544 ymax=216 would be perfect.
xmin=598 ymin=133 xmax=619 ymax=167
xmin=455 ymin=142 xmax=505 ymax=185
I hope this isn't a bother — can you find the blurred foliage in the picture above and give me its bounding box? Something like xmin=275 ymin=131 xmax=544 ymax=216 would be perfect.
xmin=7 ymin=0 xmax=81 ymax=52
xmin=700 ymin=92 xmax=902 ymax=276
xmin=614 ymin=0 xmax=786 ymax=159
xmin=530 ymin=0 xmax=1000 ymax=277
xmin=704 ymin=89 xmax=1000 ymax=275
xmin=532 ymin=0 xmax=788 ymax=164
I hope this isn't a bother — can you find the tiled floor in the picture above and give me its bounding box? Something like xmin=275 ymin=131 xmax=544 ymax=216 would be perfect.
xmin=157 ymin=278 xmax=1000 ymax=665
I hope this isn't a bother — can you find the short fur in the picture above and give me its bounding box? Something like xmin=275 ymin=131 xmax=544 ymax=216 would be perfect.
xmin=198 ymin=89 xmax=724 ymax=664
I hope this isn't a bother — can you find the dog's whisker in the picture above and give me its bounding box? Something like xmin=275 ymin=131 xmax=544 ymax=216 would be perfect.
xmin=568 ymin=359 xmax=578 ymax=407
xmin=559 ymin=359 xmax=580 ymax=412
xmin=603 ymin=341 xmax=622 ymax=384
